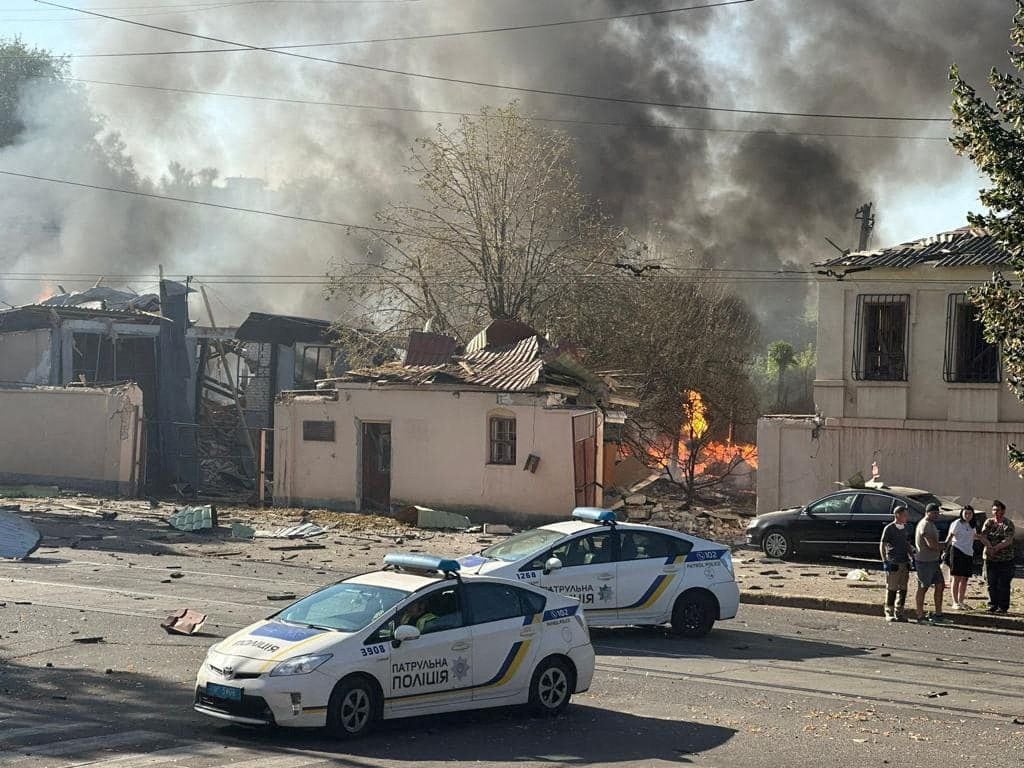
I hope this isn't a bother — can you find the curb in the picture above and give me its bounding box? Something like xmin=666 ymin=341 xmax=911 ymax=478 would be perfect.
xmin=740 ymin=591 xmax=1024 ymax=630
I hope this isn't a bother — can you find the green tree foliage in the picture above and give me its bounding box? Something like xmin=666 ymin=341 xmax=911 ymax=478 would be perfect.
xmin=0 ymin=37 xmax=68 ymax=149
xmin=767 ymin=340 xmax=795 ymax=410
xmin=950 ymin=3 xmax=1024 ymax=473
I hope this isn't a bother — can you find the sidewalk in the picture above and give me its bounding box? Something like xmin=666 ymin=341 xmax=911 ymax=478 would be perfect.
xmin=735 ymin=554 xmax=1024 ymax=630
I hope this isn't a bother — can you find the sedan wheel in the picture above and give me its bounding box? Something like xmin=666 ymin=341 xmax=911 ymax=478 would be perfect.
xmin=762 ymin=529 xmax=793 ymax=560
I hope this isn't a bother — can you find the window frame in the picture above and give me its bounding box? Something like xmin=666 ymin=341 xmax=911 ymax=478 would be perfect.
xmin=616 ymin=530 xmax=693 ymax=562
xmin=302 ymin=419 xmax=336 ymax=442
xmin=295 ymin=344 xmax=338 ymax=389
xmin=488 ymin=415 xmax=517 ymax=466
xmin=943 ymin=293 xmax=1000 ymax=384
xmin=462 ymin=582 xmax=543 ymax=626
xmin=805 ymin=492 xmax=857 ymax=517
xmin=853 ymin=493 xmax=895 ymax=516
xmin=525 ymin=530 xmax=618 ymax=570
xmin=852 ymin=294 xmax=910 ymax=382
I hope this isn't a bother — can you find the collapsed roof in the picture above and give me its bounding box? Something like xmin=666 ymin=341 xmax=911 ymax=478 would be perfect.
xmin=39 ymin=286 xmax=161 ymax=312
xmin=327 ymin=320 xmax=636 ymax=406
xmin=818 ymin=226 xmax=1013 ymax=272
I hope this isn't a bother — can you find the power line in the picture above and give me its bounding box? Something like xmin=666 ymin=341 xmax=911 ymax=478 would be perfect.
xmin=36 ymin=0 xmax=950 ymax=122
xmin=66 ymin=77 xmax=950 ymax=141
xmin=6 ymin=1 xmax=747 ymax=37
xmin=2 ymin=0 xmax=418 ymax=22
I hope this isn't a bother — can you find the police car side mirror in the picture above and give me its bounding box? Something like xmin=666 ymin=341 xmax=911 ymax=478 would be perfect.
xmin=392 ymin=624 xmax=420 ymax=648
xmin=543 ymin=557 xmax=563 ymax=575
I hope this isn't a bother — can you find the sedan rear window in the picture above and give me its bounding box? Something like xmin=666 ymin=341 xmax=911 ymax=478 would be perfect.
xmin=906 ymin=493 xmax=942 ymax=512
xmin=481 ymin=528 xmax=566 ymax=562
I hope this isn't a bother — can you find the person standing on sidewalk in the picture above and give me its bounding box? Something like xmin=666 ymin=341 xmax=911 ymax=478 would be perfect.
xmin=914 ymin=503 xmax=949 ymax=624
xmin=979 ymin=500 xmax=1016 ymax=614
xmin=944 ymin=505 xmax=977 ymax=610
xmin=880 ymin=505 xmax=913 ymax=622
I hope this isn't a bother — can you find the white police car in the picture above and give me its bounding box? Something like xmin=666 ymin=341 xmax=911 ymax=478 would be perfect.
xmin=194 ymin=554 xmax=595 ymax=738
xmin=458 ymin=508 xmax=739 ymax=637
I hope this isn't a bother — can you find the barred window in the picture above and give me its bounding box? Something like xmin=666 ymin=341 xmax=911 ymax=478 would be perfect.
xmin=944 ymin=294 xmax=999 ymax=383
xmin=488 ymin=417 xmax=516 ymax=465
xmin=852 ymin=294 xmax=909 ymax=382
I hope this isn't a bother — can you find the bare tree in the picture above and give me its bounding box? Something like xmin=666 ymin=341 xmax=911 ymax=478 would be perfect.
xmin=551 ymin=247 xmax=761 ymax=505
xmin=329 ymin=103 xmax=617 ymax=344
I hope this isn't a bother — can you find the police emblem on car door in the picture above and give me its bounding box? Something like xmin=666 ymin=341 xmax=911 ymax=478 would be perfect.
xmin=534 ymin=531 xmax=618 ymax=612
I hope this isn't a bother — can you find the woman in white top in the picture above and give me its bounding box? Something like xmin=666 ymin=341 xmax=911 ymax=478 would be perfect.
xmin=945 ymin=506 xmax=977 ymax=610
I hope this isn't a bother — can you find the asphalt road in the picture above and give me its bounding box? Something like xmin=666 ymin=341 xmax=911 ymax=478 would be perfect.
xmin=3 ymin=546 xmax=1024 ymax=768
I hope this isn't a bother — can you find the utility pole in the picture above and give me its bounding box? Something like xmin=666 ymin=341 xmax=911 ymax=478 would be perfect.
xmin=855 ymin=202 xmax=876 ymax=251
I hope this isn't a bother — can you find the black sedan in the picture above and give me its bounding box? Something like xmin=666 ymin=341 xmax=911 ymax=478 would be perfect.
xmin=745 ymin=486 xmax=962 ymax=560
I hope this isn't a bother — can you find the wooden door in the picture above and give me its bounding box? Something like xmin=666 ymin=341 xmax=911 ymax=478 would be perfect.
xmin=572 ymin=412 xmax=598 ymax=507
xmin=361 ymin=422 xmax=391 ymax=511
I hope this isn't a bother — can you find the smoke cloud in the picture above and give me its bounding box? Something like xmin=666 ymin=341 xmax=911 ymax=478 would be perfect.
xmin=0 ymin=0 xmax=1013 ymax=338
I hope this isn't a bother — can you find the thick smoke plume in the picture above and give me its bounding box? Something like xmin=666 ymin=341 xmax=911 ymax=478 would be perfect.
xmin=0 ymin=0 xmax=1013 ymax=337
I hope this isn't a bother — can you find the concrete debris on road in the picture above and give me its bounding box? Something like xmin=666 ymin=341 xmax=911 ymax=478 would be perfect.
xmin=0 ymin=508 xmax=42 ymax=559
xmin=254 ymin=522 xmax=325 ymax=539
xmin=71 ymin=636 xmax=104 ymax=644
xmin=266 ymin=593 xmax=297 ymax=601
xmin=161 ymin=608 xmax=208 ymax=635
xmin=482 ymin=523 xmax=514 ymax=536
xmin=230 ymin=522 xmax=256 ymax=539
xmin=397 ymin=505 xmax=473 ymax=530
xmin=168 ymin=505 xmax=218 ymax=532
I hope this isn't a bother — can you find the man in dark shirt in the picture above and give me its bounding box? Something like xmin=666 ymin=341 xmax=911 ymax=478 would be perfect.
xmin=879 ymin=505 xmax=913 ymax=622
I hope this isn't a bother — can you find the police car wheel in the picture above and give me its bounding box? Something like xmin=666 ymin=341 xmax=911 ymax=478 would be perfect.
xmin=670 ymin=591 xmax=716 ymax=638
xmin=328 ymin=677 xmax=378 ymax=739
xmin=528 ymin=657 xmax=573 ymax=716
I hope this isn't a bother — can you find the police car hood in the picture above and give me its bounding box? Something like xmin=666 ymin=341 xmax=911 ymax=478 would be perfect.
xmin=214 ymin=620 xmax=345 ymax=662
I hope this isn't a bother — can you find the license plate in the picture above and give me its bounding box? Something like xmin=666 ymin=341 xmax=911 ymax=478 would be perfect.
xmin=206 ymin=682 xmax=243 ymax=701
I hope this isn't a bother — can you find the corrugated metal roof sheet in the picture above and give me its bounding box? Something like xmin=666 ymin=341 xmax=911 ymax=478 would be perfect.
xmin=819 ymin=227 xmax=1013 ymax=270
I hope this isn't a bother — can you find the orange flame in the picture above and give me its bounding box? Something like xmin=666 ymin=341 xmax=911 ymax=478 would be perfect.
xmin=640 ymin=390 xmax=758 ymax=477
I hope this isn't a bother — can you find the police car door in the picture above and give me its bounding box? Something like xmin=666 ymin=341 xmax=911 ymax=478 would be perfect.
xmin=615 ymin=530 xmax=692 ymax=622
xmin=533 ymin=530 xmax=619 ymax=616
xmin=383 ymin=584 xmax=472 ymax=711
xmin=463 ymin=582 xmax=546 ymax=703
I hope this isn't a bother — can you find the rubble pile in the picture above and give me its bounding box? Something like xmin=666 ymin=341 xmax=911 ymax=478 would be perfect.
xmin=196 ymin=401 xmax=254 ymax=495
xmin=618 ymin=491 xmax=754 ymax=545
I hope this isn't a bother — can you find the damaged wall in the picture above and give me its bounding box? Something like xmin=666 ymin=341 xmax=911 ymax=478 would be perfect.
xmin=0 ymin=329 xmax=53 ymax=385
xmin=756 ymin=416 xmax=1024 ymax=516
xmin=274 ymin=387 xmax=601 ymax=523
xmin=0 ymin=384 xmax=145 ymax=495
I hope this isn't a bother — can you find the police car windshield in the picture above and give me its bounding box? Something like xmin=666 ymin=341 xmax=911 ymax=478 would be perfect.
xmin=481 ymin=528 xmax=567 ymax=562
xmin=276 ymin=583 xmax=409 ymax=633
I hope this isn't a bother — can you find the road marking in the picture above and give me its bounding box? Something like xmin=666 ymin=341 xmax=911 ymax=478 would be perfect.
xmin=213 ymin=754 xmax=333 ymax=768
xmin=60 ymin=560 xmax=335 ymax=588
xmin=0 ymin=579 xmax=265 ymax=609
xmin=66 ymin=743 xmax=253 ymax=768
xmin=1 ymin=731 xmax=164 ymax=763
xmin=0 ymin=723 xmax=89 ymax=742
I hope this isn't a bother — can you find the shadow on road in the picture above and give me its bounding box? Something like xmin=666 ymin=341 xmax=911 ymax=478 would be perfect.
xmin=590 ymin=626 xmax=869 ymax=662
xmin=1 ymin=659 xmax=734 ymax=765
xmin=238 ymin=703 xmax=736 ymax=764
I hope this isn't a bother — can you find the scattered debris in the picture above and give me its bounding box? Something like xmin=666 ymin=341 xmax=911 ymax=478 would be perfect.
xmin=267 ymin=593 xmax=297 ymax=601
xmin=0 ymin=509 xmax=42 ymax=559
xmin=410 ymin=506 xmax=472 ymax=530
xmin=168 ymin=505 xmax=217 ymax=532
xmin=161 ymin=608 xmax=208 ymax=635
xmin=254 ymin=523 xmax=324 ymax=539
xmin=846 ymin=569 xmax=870 ymax=582
xmin=922 ymin=691 xmax=948 ymax=698
xmin=483 ymin=523 xmax=514 ymax=536
xmin=71 ymin=636 xmax=104 ymax=644
xmin=231 ymin=522 xmax=256 ymax=540
xmin=936 ymin=657 xmax=969 ymax=665
xmin=168 ymin=572 xmax=185 ymax=579
xmin=98 ymin=511 xmax=118 ymax=521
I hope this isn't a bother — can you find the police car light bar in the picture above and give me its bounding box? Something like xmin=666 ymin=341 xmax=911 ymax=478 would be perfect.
xmin=572 ymin=507 xmax=618 ymax=525
xmin=384 ymin=553 xmax=461 ymax=574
